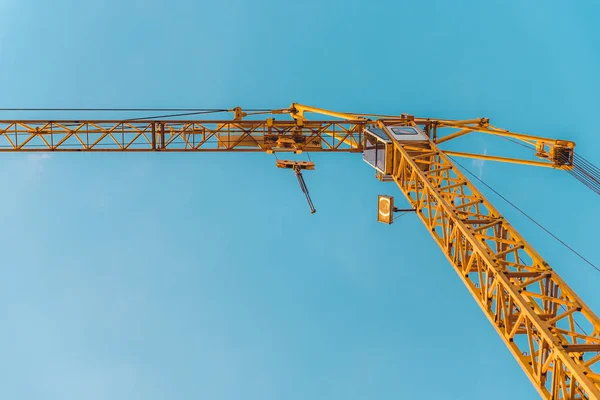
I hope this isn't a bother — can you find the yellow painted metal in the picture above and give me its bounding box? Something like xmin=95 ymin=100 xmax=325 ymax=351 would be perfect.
xmin=434 ymin=128 xmax=474 ymax=144
xmin=429 ymin=120 xmax=575 ymax=167
xmin=0 ymin=106 xmax=565 ymax=167
xmin=276 ymin=160 xmax=315 ymax=170
xmin=232 ymin=107 xmax=247 ymax=121
xmin=384 ymin=134 xmax=600 ymax=399
xmin=460 ymin=124 xmax=574 ymax=148
xmin=0 ymin=105 xmax=597 ymax=399
xmin=280 ymin=105 xmax=573 ymax=166
xmin=442 ymin=150 xmax=559 ymax=169
xmin=290 ymin=103 xmax=364 ymax=122
xmin=0 ymin=120 xmax=365 ymax=152
xmin=377 ymin=195 xmax=394 ymax=224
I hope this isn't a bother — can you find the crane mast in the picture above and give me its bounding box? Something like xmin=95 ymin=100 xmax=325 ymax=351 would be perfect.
xmin=0 ymin=104 xmax=598 ymax=400
xmin=383 ymin=127 xmax=600 ymax=400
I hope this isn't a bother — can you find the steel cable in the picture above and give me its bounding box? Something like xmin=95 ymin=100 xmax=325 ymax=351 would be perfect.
xmin=451 ymin=157 xmax=600 ymax=274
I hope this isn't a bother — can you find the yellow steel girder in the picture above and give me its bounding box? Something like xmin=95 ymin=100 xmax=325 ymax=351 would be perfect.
xmin=442 ymin=150 xmax=557 ymax=169
xmin=0 ymin=119 xmax=365 ymax=152
xmin=291 ymin=104 xmax=575 ymax=169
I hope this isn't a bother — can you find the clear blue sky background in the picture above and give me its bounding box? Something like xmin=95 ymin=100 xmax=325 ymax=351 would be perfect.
xmin=1 ymin=1 xmax=599 ymax=399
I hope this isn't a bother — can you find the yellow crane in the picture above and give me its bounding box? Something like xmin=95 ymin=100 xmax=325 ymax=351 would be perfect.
xmin=1 ymin=104 xmax=599 ymax=400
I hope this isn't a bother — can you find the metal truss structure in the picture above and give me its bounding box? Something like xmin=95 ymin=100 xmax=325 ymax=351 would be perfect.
xmin=0 ymin=104 xmax=597 ymax=399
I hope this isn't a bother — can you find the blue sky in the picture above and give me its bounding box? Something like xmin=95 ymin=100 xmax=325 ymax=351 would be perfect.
xmin=1 ymin=1 xmax=599 ymax=399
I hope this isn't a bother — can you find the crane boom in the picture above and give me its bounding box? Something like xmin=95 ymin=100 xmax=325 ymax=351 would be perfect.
xmin=0 ymin=119 xmax=364 ymax=152
xmin=391 ymin=137 xmax=600 ymax=400
xmin=1 ymin=105 xmax=598 ymax=399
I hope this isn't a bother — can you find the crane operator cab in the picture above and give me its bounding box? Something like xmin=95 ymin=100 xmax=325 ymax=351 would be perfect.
xmin=362 ymin=123 xmax=429 ymax=181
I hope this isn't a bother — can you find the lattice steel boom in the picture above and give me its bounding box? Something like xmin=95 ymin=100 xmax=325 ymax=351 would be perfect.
xmin=0 ymin=119 xmax=364 ymax=152
xmin=1 ymin=104 xmax=598 ymax=399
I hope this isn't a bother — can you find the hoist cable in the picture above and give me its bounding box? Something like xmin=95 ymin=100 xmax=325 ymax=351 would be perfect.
xmin=501 ymin=137 xmax=600 ymax=195
xmin=451 ymin=157 xmax=600 ymax=274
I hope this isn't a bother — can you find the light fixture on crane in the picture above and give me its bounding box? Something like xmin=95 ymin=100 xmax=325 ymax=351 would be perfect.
xmin=377 ymin=195 xmax=416 ymax=224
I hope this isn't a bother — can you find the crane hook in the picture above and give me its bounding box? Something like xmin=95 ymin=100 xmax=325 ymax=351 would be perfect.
xmin=275 ymin=160 xmax=316 ymax=214
xmin=293 ymin=165 xmax=316 ymax=214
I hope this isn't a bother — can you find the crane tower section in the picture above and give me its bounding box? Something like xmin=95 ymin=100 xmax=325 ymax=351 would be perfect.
xmin=361 ymin=117 xmax=600 ymax=400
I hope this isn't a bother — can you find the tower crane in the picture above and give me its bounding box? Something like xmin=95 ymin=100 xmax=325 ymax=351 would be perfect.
xmin=1 ymin=104 xmax=599 ymax=400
